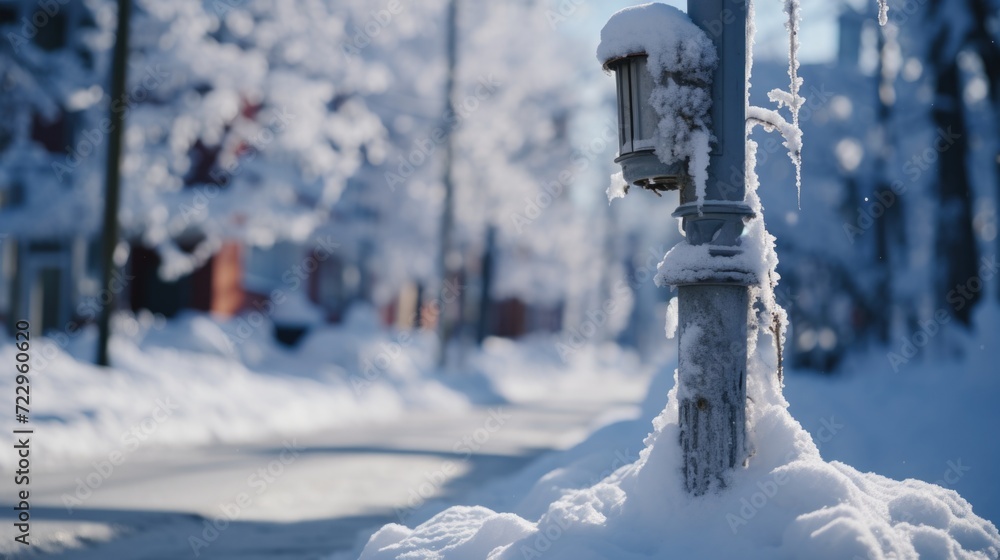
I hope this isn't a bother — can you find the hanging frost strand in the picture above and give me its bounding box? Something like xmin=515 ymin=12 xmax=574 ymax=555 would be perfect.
xmin=782 ymin=0 xmax=803 ymax=206
xmin=749 ymin=0 xmax=803 ymax=207
xmin=877 ymin=0 xmax=889 ymax=26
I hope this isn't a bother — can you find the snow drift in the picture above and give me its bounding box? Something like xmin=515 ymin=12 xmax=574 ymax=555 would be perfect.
xmin=358 ymin=379 xmax=999 ymax=559
xmin=356 ymin=143 xmax=1000 ymax=558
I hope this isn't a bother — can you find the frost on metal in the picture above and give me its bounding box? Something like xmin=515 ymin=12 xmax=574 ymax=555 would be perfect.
xmin=596 ymin=3 xmax=717 ymax=206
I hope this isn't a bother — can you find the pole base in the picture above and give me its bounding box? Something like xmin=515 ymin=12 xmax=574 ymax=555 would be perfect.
xmin=677 ymin=283 xmax=749 ymax=495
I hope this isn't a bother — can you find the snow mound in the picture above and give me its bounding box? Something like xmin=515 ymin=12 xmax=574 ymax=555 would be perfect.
xmin=356 ymin=74 xmax=997 ymax=560
xmin=359 ymin=380 xmax=1000 ymax=559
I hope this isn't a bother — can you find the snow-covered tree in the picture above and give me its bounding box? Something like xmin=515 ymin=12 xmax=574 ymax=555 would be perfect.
xmin=118 ymin=0 xmax=391 ymax=279
xmin=0 ymin=0 xmax=109 ymax=237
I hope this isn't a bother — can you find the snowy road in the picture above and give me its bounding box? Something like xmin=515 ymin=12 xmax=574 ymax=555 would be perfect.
xmin=0 ymin=393 xmax=643 ymax=559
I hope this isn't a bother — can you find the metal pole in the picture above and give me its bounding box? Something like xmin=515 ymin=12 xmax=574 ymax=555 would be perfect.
xmin=95 ymin=0 xmax=131 ymax=367
xmin=475 ymin=225 xmax=495 ymax=345
xmin=674 ymin=0 xmax=752 ymax=495
xmin=436 ymin=0 xmax=458 ymax=368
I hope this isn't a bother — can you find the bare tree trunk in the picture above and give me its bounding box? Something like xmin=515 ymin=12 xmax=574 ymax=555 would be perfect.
xmin=96 ymin=0 xmax=132 ymax=367
xmin=931 ymin=60 xmax=980 ymax=324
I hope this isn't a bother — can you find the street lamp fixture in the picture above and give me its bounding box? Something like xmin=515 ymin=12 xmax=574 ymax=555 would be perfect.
xmin=604 ymin=54 xmax=686 ymax=194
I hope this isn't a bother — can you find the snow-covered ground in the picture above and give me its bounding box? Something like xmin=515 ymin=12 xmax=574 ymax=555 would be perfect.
xmin=2 ymin=304 xmax=997 ymax=558
xmin=0 ymin=307 xmax=464 ymax=471
xmin=0 ymin=310 xmax=655 ymax=558
xmin=784 ymin=304 xmax=1000 ymax=527
xmin=0 ymin=306 xmax=651 ymax=472
xmin=353 ymin=305 xmax=1000 ymax=559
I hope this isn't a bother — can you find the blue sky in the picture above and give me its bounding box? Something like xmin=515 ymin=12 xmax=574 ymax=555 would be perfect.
xmin=562 ymin=0 xmax=851 ymax=64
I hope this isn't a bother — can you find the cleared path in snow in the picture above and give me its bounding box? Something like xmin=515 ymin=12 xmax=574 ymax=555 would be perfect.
xmin=0 ymin=390 xmax=645 ymax=559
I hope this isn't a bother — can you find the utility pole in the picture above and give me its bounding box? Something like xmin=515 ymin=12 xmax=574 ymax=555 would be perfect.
xmin=95 ymin=0 xmax=132 ymax=367
xmin=672 ymin=0 xmax=754 ymax=495
xmin=436 ymin=0 xmax=458 ymax=367
xmin=600 ymin=0 xmax=753 ymax=495
xmin=475 ymin=225 xmax=495 ymax=345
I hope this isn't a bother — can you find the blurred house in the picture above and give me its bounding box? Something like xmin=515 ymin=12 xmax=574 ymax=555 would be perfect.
xmin=127 ymin=240 xmax=244 ymax=318
xmin=0 ymin=0 xmax=102 ymax=333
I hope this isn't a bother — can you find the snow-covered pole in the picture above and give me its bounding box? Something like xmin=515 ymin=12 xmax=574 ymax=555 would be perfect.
xmin=598 ymin=1 xmax=753 ymax=495
xmin=674 ymin=0 xmax=754 ymax=495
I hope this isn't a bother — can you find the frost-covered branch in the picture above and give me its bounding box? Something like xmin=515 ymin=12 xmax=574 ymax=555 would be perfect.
xmin=747 ymin=105 xmax=802 ymax=180
xmin=745 ymin=0 xmax=804 ymax=206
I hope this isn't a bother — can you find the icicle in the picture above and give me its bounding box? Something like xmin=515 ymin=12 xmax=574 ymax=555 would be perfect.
xmin=877 ymin=0 xmax=889 ymax=26
xmin=746 ymin=0 xmax=803 ymax=208
xmin=607 ymin=171 xmax=627 ymax=203
xmin=688 ymin=129 xmax=711 ymax=213
xmin=746 ymin=0 xmax=756 ymax=120
xmin=782 ymin=0 xmax=803 ymax=207
xmin=745 ymin=0 xmax=789 ymax=387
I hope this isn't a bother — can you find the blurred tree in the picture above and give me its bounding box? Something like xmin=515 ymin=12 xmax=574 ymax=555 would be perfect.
xmin=926 ymin=0 xmax=993 ymax=323
xmin=930 ymin=58 xmax=980 ymax=324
